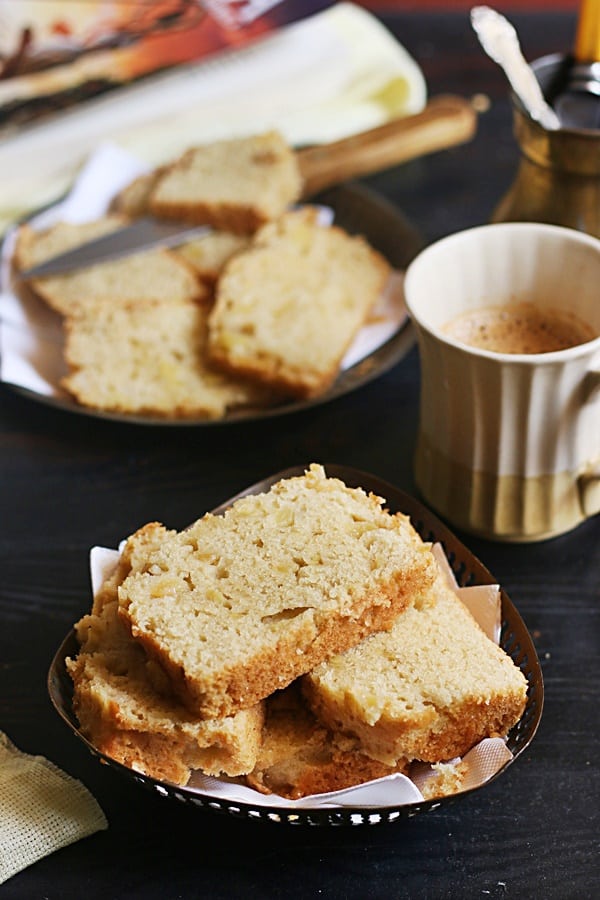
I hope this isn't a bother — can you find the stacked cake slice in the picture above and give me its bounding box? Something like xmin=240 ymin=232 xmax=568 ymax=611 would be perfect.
xmin=13 ymin=130 xmax=391 ymax=418
xmin=67 ymin=465 xmax=527 ymax=798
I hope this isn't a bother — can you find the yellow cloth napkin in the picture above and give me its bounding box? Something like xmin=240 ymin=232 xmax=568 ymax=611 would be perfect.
xmin=0 ymin=731 xmax=107 ymax=885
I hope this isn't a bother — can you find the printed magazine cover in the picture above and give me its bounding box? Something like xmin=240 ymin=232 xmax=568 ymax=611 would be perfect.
xmin=0 ymin=0 xmax=332 ymax=135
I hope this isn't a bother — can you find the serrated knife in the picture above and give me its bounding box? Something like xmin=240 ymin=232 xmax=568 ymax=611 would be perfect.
xmin=19 ymin=94 xmax=476 ymax=279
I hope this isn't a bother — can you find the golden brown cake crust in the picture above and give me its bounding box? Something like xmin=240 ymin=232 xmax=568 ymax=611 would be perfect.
xmin=303 ymin=575 xmax=528 ymax=765
xmin=110 ymin=167 xmax=167 ymax=218
xmin=14 ymin=217 xmax=205 ymax=317
xmin=175 ymin=231 xmax=251 ymax=286
xmin=148 ymin=132 xmax=303 ymax=234
xmin=207 ymin=208 xmax=391 ymax=399
xmin=117 ymin=464 xmax=437 ymax=719
xmin=245 ymin=684 xmax=407 ymax=799
xmin=61 ymin=299 xmax=277 ymax=419
xmin=67 ymin=523 xmax=265 ymax=785
xmin=126 ymin=573 xmax=425 ymax=720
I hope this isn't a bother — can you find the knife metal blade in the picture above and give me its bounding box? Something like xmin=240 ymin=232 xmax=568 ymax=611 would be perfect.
xmin=19 ymin=217 xmax=211 ymax=279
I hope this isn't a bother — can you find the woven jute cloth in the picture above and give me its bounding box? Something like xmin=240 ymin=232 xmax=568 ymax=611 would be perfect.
xmin=0 ymin=731 xmax=107 ymax=885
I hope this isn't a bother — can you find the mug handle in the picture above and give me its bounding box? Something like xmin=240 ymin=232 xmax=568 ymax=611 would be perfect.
xmin=578 ymin=466 xmax=600 ymax=517
xmin=577 ymin=365 xmax=600 ymax=518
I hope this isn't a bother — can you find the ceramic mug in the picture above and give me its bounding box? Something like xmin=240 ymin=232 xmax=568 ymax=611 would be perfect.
xmin=403 ymin=222 xmax=600 ymax=541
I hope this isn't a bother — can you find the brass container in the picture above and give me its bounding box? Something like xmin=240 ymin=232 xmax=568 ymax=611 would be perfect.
xmin=493 ymin=54 xmax=600 ymax=237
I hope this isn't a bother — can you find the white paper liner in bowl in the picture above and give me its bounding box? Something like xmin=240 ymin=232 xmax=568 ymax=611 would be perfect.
xmin=86 ymin=541 xmax=510 ymax=811
xmin=0 ymin=142 xmax=407 ymax=404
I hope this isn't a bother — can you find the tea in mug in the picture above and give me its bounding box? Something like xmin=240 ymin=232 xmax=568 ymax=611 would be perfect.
xmin=443 ymin=301 xmax=596 ymax=354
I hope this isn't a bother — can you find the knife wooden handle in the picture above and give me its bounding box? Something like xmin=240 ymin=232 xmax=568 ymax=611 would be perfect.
xmin=297 ymin=94 xmax=477 ymax=197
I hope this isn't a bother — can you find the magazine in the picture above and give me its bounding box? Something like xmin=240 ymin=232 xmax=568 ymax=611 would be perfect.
xmin=0 ymin=0 xmax=331 ymax=136
xmin=0 ymin=3 xmax=427 ymax=234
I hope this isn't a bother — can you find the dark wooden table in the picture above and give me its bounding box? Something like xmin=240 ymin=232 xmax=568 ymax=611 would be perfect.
xmin=2 ymin=8 xmax=598 ymax=899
